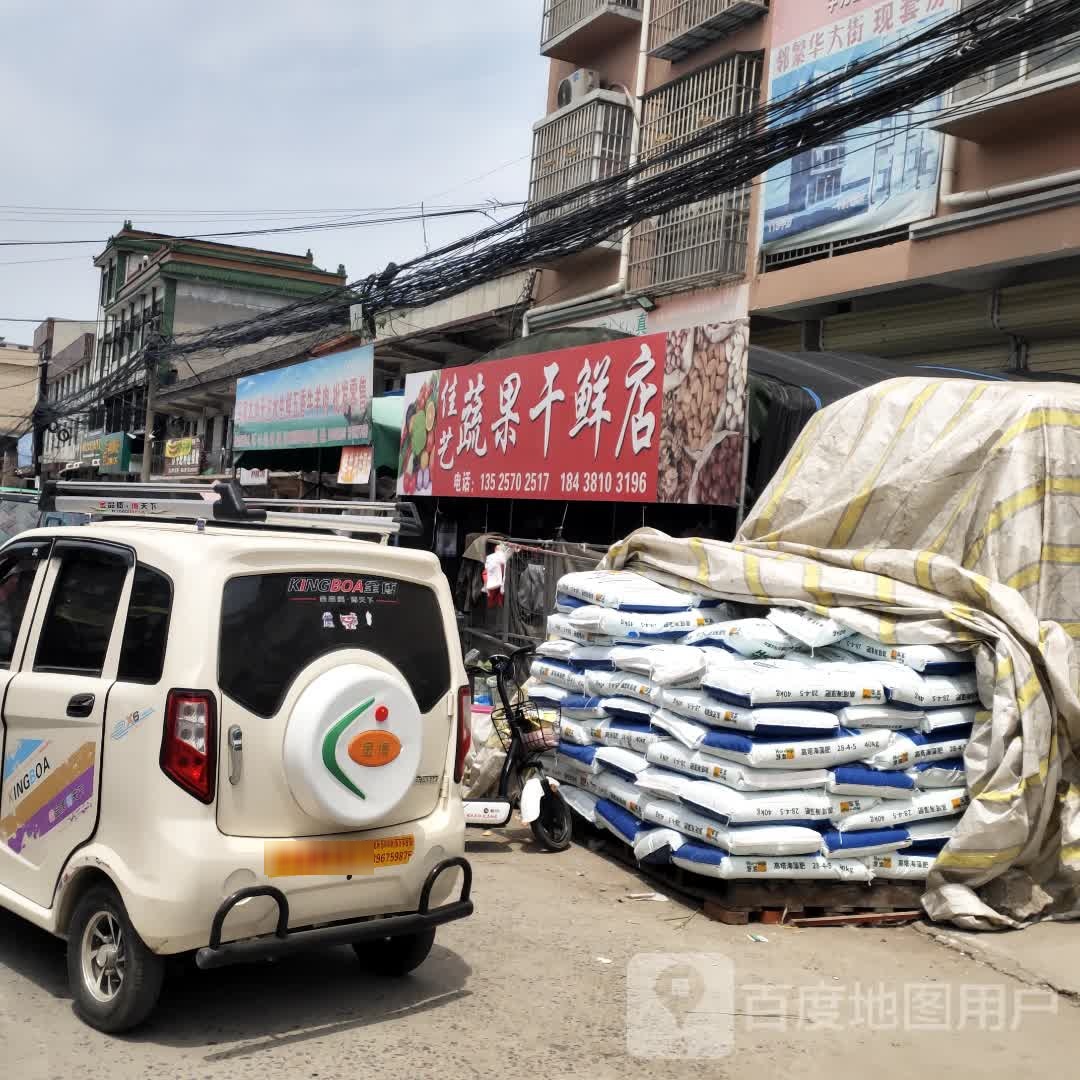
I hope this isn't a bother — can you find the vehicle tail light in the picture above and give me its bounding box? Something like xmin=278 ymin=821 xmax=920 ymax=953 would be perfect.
xmin=454 ymin=686 xmax=472 ymax=784
xmin=161 ymin=690 xmax=217 ymax=803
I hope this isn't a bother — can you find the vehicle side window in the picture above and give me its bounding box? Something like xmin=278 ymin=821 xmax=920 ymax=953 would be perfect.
xmin=117 ymin=565 xmax=173 ymax=684
xmin=35 ymin=548 xmax=128 ymax=677
xmin=0 ymin=548 xmax=43 ymax=668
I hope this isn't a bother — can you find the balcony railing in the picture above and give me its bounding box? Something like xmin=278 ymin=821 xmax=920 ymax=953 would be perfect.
xmin=541 ymin=0 xmax=642 ymax=60
xmin=627 ymin=188 xmax=751 ymax=293
xmin=648 ymin=0 xmax=768 ymax=61
xmin=529 ymin=91 xmax=634 ymax=226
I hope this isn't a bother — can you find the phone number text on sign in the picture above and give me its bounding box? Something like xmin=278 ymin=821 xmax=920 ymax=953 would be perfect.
xmin=398 ymin=334 xmax=666 ymax=503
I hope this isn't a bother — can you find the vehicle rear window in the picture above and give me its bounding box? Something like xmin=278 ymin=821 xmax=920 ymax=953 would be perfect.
xmin=218 ymin=572 xmax=452 ymax=718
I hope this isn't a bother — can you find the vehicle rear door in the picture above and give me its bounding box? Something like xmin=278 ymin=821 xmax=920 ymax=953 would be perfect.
xmin=215 ymin=567 xmax=457 ymax=838
xmin=0 ymin=539 xmax=133 ymax=907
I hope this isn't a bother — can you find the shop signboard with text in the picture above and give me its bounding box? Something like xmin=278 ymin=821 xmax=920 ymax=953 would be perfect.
xmin=99 ymin=432 xmax=131 ymax=475
xmin=396 ymin=323 xmax=748 ymax=506
xmin=163 ymin=436 xmax=203 ymax=476
xmin=233 ymin=344 xmax=374 ymax=452
xmin=760 ymin=0 xmax=954 ymax=255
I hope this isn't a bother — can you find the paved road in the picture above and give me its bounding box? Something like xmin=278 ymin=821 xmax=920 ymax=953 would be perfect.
xmin=2 ymin=825 xmax=1078 ymax=1079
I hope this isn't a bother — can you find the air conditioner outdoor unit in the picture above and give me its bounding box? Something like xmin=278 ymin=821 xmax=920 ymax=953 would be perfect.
xmin=557 ymin=68 xmax=600 ymax=109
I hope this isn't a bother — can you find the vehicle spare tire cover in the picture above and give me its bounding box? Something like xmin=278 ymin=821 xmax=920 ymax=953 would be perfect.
xmin=283 ymin=664 xmax=424 ymax=828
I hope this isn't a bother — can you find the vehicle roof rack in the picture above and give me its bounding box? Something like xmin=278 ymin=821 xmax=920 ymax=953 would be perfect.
xmin=35 ymin=480 xmax=421 ymax=543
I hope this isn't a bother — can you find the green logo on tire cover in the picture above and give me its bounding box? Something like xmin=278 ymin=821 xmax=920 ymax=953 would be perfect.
xmin=321 ymin=697 xmax=374 ymax=799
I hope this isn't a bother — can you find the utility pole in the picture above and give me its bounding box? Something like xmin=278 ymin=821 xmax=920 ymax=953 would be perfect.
xmin=140 ymin=354 xmax=156 ymax=482
xmin=32 ymin=323 xmax=51 ymax=486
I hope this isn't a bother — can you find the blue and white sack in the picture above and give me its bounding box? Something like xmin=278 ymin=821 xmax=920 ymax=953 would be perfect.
xmin=696 ymin=728 xmax=891 ymax=770
xmin=839 ymin=634 xmax=975 ymax=675
xmin=612 ymin=643 xmax=708 ymax=687
xmin=600 ymin=695 xmax=657 ymax=723
xmin=555 ymin=742 xmax=598 ymax=769
xmin=837 ymin=786 xmax=969 ymax=831
xmin=569 ymin=604 xmax=725 ymax=643
xmin=681 ymin=617 xmax=796 ymax=658
xmin=702 ymin=660 xmax=886 ymax=708
xmin=650 ymin=708 xmax=708 ymax=750
xmin=546 ymin=612 xmax=614 ymax=646
xmin=633 ymin=828 xmax=685 ymax=865
xmin=587 ymin=772 xmax=652 ymax=817
xmin=645 ymin=738 xmax=716 ymax=782
xmin=535 ymin=638 xmax=576 ymax=663
xmin=863 ymin=727 xmax=972 ymax=771
xmin=920 ymin=705 xmax=980 ymax=733
xmin=905 ymin=816 xmax=962 ymax=853
xmin=595 ymin=798 xmax=649 ymax=846
xmin=593 ymin=745 xmax=650 ymax=781
xmin=664 ymin=686 xmax=841 ymax=735
xmin=697 ymin=756 xmax=830 ymax=793
xmin=837 ymin=703 xmax=925 ymax=730
xmin=635 ymin=764 xmax=697 ymax=801
xmin=592 ymin=719 xmax=661 ymax=754
xmin=529 ymin=659 xmax=588 ymax=694
xmin=766 ymin=607 xmax=854 ymax=649
xmin=558 ymin=716 xmax=597 ymax=746
xmin=827 ymin=765 xmax=916 ymax=800
xmin=869 ymin=851 xmax=938 ymax=880
xmin=820 ymin=826 xmax=911 ymax=859
xmin=908 ymin=758 xmax=966 ymax=789
xmin=679 ymin=780 xmax=838 ymax=827
xmin=672 ymin=842 xmax=871 ymax=882
xmin=556 ymin=570 xmax=712 ymax=613
xmin=568 ymin=644 xmax=623 ymax=671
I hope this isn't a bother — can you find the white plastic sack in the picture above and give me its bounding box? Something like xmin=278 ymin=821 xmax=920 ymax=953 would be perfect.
xmin=568 ymin=644 xmax=623 ymax=669
xmin=838 ymin=787 xmax=970 ymax=831
xmin=908 ymin=759 xmax=966 ymax=788
xmin=557 ymin=569 xmax=707 ymax=612
xmin=545 ymin=612 xmax=614 ymax=646
xmin=839 ymin=633 xmax=974 ymax=674
xmin=920 ymin=705 xmax=981 ymax=733
xmin=611 ymin=644 xmax=707 ymax=687
xmin=643 ymin=799 xmax=824 ymax=855
xmin=870 ymin=852 xmax=938 ymax=880
xmin=681 ymin=617 xmax=795 ymax=658
xmin=585 ymin=669 xmax=663 ymax=703
xmin=559 ymin=783 xmax=600 ymax=824
xmin=697 ymin=728 xmax=891 ymax=770
xmin=591 ymin=720 xmax=661 ymax=754
xmin=599 ymin=696 xmax=657 ymax=722
xmin=558 ymin=716 xmax=597 ymax=746
xmin=673 ymin=843 xmax=872 ymax=881
xmin=863 ymin=728 xmax=972 ymax=771
xmin=587 ymin=771 xmax=652 ymax=817
xmin=837 ymin=703 xmax=925 ymax=730
xmin=646 ymin=738 xmax=716 ymax=781
xmin=529 ymin=659 xmax=588 ymax=694
xmin=679 ymin=780 xmax=840 ymax=826
xmin=542 ymin=753 xmax=596 ymax=789
xmin=593 ymin=745 xmax=650 ymax=780
xmin=767 ymin=607 xmax=854 ymax=649
xmin=702 ymin=661 xmax=886 ymax=708
xmin=664 ymin=687 xmax=840 ymax=735
xmin=649 ymin=708 xmax=708 ymax=750
xmin=635 ymin=765 xmax=697 ymax=801
xmin=906 ymin=816 xmax=963 ymax=844
xmin=633 ymin=827 xmax=686 ymax=863
xmin=535 ymin=638 xmax=577 ymax=662
xmin=569 ymin=604 xmax=724 ymax=642
xmin=697 ymin=756 xmax=831 ymax=793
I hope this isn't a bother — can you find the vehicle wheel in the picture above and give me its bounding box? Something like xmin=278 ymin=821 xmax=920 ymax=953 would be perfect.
xmin=67 ymin=885 xmax=165 ymax=1033
xmin=352 ymin=928 xmax=436 ymax=976
xmin=530 ymin=787 xmax=573 ymax=852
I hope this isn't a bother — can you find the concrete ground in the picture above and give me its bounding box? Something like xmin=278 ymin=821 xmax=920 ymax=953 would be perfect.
xmin=1 ymin=825 xmax=1078 ymax=1079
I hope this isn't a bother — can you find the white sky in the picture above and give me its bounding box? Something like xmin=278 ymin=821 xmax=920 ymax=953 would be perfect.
xmin=0 ymin=0 xmax=547 ymax=346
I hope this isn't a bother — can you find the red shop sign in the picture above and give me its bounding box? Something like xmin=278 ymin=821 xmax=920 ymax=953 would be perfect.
xmin=397 ymin=324 xmax=748 ymax=506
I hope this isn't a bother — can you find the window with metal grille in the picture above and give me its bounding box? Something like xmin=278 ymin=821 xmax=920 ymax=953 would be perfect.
xmin=628 ymin=54 xmax=762 ymax=293
xmin=529 ymin=92 xmax=634 ymax=225
xmin=954 ymin=0 xmax=1080 ymax=102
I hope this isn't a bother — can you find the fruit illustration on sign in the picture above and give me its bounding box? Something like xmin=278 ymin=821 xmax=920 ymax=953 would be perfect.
xmin=399 ymin=372 xmax=439 ymax=494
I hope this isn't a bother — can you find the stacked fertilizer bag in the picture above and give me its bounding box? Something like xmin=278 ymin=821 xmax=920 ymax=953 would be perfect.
xmin=535 ymin=569 xmax=981 ymax=887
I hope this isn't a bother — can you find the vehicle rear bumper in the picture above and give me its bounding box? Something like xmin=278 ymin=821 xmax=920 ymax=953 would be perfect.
xmin=194 ymin=857 xmax=472 ymax=970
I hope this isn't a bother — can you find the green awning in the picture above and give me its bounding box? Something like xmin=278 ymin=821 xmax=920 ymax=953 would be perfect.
xmin=371 ymin=396 xmax=405 ymax=475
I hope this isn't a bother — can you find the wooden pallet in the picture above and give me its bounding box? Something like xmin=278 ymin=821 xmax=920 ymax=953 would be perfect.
xmin=575 ymin=820 xmax=923 ymax=927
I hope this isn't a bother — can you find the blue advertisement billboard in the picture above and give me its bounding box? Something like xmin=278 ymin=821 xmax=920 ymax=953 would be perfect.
xmin=760 ymin=0 xmax=955 ymax=255
xmin=234 ymin=344 xmax=374 ymax=452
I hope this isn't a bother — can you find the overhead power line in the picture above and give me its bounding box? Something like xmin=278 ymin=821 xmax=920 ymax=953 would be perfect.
xmin=140 ymin=0 xmax=1079 ymax=371
xmin=37 ymin=0 xmax=1080 ymax=429
xmin=0 ymin=202 xmax=525 ymax=248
